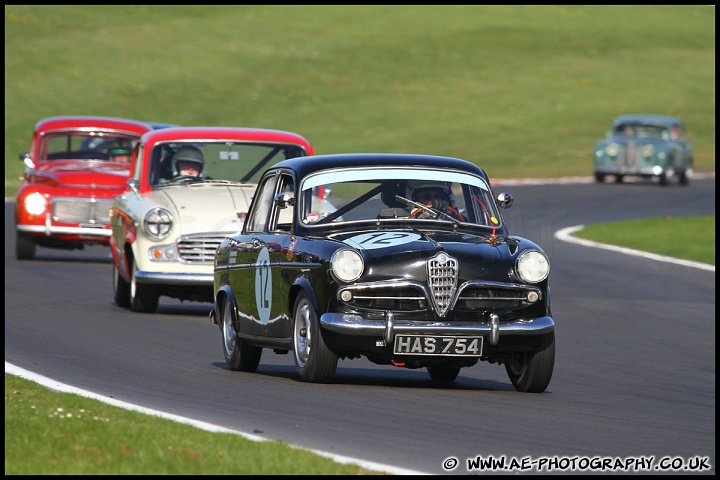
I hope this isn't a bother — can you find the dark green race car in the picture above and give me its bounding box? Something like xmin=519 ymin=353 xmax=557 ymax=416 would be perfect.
xmin=593 ymin=114 xmax=693 ymax=185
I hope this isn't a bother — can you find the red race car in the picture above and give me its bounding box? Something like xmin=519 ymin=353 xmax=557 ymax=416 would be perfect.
xmin=14 ymin=116 xmax=171 ymax=260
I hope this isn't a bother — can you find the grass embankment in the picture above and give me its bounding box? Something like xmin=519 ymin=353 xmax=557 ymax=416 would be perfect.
xmin=4 ymin=5 xmax=715 ymax=197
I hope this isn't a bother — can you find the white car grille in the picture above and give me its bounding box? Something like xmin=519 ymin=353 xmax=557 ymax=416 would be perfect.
xmin=177 ymin=233 xmax=233 ymax=264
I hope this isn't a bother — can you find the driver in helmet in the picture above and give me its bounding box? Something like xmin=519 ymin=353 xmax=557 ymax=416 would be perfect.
xmin=405 ymin=179 xmax=464 ymax=221
xmin=172 ymin=146 xmax=204 ymax=178
xmin=108 ymin=146 xmax=132 ymax=163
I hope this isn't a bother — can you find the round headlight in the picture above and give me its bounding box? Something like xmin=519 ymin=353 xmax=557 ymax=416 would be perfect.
xmin=143 ymin=208 xmax=173 ymax=239
xmin=24 ymin=192 xmax=47 ymax=216
xmin=516 ymin=250 xmax=550 ymax=284
xmin=330 ymin=248 xmax=364 ymax=283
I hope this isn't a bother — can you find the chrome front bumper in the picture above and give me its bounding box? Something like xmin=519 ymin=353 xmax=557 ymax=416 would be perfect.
xmin=134 ymin=271 xmax=213 ymax=286
xmin=17 ymin=223 xmax=111 ymax=237
xmin=320 ymin=311 xmax=554 ymax=346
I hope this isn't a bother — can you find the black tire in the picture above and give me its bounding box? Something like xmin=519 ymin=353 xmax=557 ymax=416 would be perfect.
xmin=615 ymin=175 xmax=624 ymax=184
xmin=292 ymin=292 xmax=338 ymax=383
xmin=678 ymin=170 xmax=689 ymax=185
xmin=221 ymin=295 xmax=262 ymax=372
xmin=427 ymin=365 xmax=461 ymax=382
xmin=129 ymin=260 xmax=159 ymax=313
xmin=113 ymin=263 xmax=131 ymax=308
xmin=505 ymin=331 xmax=555 ymax=393
xmin=16 ymin=231 xmax=36 ymax=260
xmin=594 ymin=173 xmax=605 ymax=183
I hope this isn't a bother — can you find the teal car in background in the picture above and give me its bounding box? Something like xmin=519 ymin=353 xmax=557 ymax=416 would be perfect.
xmin=593 ymin=114 xmax=693 ymax=185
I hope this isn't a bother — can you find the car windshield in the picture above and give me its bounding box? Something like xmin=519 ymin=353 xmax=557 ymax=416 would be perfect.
xmin=40 ymin=132 xmax=139 ymax=163
xmin=299 ymin=167 xmax=502 ymax=229
xmin=149 ymin=141 xmax=307 ymax=186
xmin=614 ymin=123 xmax=674 ymax=140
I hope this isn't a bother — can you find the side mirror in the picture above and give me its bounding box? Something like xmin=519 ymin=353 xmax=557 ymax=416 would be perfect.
xmin=19 ymin=152 xmax=34 ymax=169
xmin=127 ymin=178 xmax=140 ymax=195
xmin=496 ymin=192 xmax=513 ymax=209
xmin=274 ymin=192 xmax=295 ymax=209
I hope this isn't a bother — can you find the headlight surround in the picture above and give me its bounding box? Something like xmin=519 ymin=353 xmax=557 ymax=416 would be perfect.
xmin=606 ymin=143 xmax=619 ymax=157
xmin=143 ymin=208 xmax=173 ymax=239
xmin=516 ymin=250 xmax=550 ymax=284
xmin=23 ymin=192 xmax=48 ymax=216
xmin=330 ymin=248 xmax=364 ymax=283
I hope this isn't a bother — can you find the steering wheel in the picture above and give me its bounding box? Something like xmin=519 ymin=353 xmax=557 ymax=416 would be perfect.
xmin=170 ymin=175 xmax=199 ymax=184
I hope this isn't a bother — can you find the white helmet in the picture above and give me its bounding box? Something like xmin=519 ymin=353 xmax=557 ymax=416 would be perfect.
xmin=405 ymin=179 xmax=449 ymax=201
xmin=172 ymin=146 xmax=205 ymax=176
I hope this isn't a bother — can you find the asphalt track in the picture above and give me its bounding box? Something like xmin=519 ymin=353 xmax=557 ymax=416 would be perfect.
xmin=4 ymin=174 xmax=715 ymax=475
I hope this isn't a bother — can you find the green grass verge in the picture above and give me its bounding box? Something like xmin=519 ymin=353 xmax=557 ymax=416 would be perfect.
xmin=4 ymin=5 xmax=715 ymax=198
xmin=572 ymin=215 xmax=715 ymax=265
xmin=4 ymin=374 xmax=385 ymax=475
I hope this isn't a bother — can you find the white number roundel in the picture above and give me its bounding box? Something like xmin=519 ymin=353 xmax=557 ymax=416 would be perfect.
xmin=255 ymin=247 xmax=271 ymax=325
xmin=344 ymin=232 xmax=421 ymax=250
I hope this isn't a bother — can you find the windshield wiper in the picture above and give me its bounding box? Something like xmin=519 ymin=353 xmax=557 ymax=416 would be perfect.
xmin=394 ymin=195 xmax=456 ymax=222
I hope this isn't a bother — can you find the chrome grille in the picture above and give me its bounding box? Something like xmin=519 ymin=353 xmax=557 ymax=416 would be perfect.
xmin=177 ymin=233 xmax=233 ymax=264
xmin=620 ymin=142 xmax=639 ymax=169
xmin=427 ymin=252 xmax=458 ymax=317
xmin=52 ymin=197 xmax=113 ymax=224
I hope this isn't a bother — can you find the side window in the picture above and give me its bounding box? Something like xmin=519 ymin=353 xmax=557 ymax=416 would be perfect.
xmin=245 ymin=173 xmax=278 ymax=233
xmin=148 ymin=145 xmax=174 ymax=185
xmin=271 ymin=173 xmax=295 ymax=232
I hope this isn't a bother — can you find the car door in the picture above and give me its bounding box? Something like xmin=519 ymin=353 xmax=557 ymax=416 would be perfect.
xmin=227 ymin=172 xmax=278 ymax=337
xmin=250 ymin=172 xmax=296 ymax=339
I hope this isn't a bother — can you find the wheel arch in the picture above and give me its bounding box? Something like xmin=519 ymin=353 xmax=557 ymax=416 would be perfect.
xmin=214 ymin=285 xmax=235 ymax=323
xmin=118 ymin=241 xmax=134 ymax=283
xmin=289 ymin=276 xmax=321 ymax=315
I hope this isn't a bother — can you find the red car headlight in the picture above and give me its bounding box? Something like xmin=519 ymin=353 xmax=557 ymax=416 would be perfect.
xmin=23 ymin=192 xmax=47 ymax=216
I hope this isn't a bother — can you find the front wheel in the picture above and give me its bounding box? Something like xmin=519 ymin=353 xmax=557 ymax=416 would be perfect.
xmin=293 ymin=293 xmax=337 ymax=383
xmin=130 ymin=260 xmax=159 ymax=313
xmin=16 ymin=231 xmax=36 ymax=260
xmin=113 ymin=262 xmax=131 ymax=308
xmin=222 ymin=296 xmax=261 ymax=371
xmin=678 ymin=170 xmax=690 ymax=185
xmin=505 ymin=331 xmax=555 ymax=393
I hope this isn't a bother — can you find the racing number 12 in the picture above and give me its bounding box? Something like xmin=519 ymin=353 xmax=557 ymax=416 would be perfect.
xmin=258 ymin=259 xmax=270 ymax=308
xmin=255 ymin=246 xmax=272 ymax=325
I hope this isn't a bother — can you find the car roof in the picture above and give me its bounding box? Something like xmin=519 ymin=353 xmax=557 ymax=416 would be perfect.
xmin=612 ymin=114 xmax=683 ymax=127
xmin=34 ymin=116 xmax=157 ymax=135
xmin=138 ymin=126 xmax=313 ymax=152
xmin=271 ymin=153 xmax=489 ymax=180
